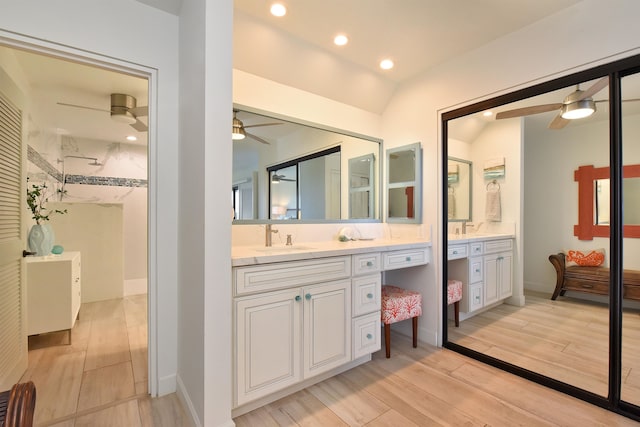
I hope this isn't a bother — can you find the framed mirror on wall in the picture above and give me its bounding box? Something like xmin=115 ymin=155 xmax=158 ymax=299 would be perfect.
xmin=232 ymin=107 xmax=382 ymax=223
xmin=447 ymin=157 xmax=472 ymax=222
xmin=386 ymin=142 xmax=422 ymax=223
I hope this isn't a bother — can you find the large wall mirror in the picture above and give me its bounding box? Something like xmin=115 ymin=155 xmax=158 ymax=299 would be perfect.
xmin=386 ymin=142 xmax=421 ymax=223
xmin=447 ymin=157 xmax=472 ymax=222
xmin=232 ymin=107 xmax=382 ymax=223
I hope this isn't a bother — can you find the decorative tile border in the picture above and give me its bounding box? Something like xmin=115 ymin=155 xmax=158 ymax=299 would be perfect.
xmin=28 ymin=144 xmax=148 ymax=188
xmin=27 ymin=145 xmax=63 ymax=182
xmin=64 ymin=174 xmax=148 ymax=188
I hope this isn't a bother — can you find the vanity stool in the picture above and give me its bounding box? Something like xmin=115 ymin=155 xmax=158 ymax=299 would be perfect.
xmin=381 ymin=285 xmax=422 ymax=358
xmin=447 ymin=279 xmax=463 ymax=327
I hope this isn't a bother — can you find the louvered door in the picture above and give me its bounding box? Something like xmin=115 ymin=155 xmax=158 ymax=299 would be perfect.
xmin=0 ymin=90 xmax=27 ymax=390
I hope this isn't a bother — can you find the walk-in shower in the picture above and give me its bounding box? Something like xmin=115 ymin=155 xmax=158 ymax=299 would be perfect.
xmin=57 ymin=155 xmax=102 ymax=200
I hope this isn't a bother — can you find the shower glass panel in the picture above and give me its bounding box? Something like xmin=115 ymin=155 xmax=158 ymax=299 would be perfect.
xmin=621 ymin=71 xmax=640 ymax=407
xmin=446 ymin=77 xmax=611 ymax=397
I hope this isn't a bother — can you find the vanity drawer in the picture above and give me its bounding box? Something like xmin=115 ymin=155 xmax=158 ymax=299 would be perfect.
xmin=468 ymin=256 xmax=483 ymax=284
xmin=352 ymin=312 xmax=381 ymax=359
xmin=352 ymin=274 xmax=381 ymax=317
xmin=352 ymin=253 xmax=381 ymax=276
xmin=448 ymin=245 xmax=467 ymax=260
xmin=484 ymin=239 xmax=513 ymax=254
xmin=383 ymin=248 xmax=429 ymax=270
xmin=469 ymin=242 xmax=484 ymax=256
xmin=234 ymin=256 xmax=351 ymax=296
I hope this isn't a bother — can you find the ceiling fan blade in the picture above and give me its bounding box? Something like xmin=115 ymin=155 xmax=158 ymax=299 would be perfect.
xmin=57 ymin=102 xmax=110 ymax=113
xmin=495 ymin=103 xmax=562 ymax=120
xmin=577 ymin=77 xmax=609 ymax=100
xmin=245 ymin=131 xmax=270 ymax=145
xmin=130 ymin=120 xmax=148 ymax=132
xmin=244 ymin=122 xmax=282 ymax=129
xmin=130 ymin=105 xmax=148 ymax=117
xmin=548 ymin=113 xmax=570 ymax=129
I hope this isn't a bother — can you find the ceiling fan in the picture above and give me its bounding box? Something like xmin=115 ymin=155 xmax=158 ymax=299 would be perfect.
xmin=271 ymin=173 xmax=296 ymax=183
xmin=495 ymin=77 xmax=610 ymax=129
xmin=57 ymin=93 xmax=148 ymax=132
xmin=232 ymin=110 xmax=282 ymax=144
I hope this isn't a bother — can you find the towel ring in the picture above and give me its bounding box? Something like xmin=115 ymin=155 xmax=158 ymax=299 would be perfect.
xmin=486 ymin=179 xmax=500 ymax=191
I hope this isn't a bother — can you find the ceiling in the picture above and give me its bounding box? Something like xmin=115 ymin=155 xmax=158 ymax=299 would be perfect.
xmin=3 ymin=0 xmax=583 ymax=146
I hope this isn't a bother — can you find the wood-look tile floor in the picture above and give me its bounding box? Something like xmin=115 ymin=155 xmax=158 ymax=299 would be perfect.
xmin=20 ymin=295 xmax=189 ymax=427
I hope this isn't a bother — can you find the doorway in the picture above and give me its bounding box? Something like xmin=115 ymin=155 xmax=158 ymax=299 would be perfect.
xmin=0 ymin=38 xmax=157 ymax=424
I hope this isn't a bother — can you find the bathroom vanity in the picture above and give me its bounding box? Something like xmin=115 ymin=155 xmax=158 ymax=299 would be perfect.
xmin=447 ymin=234 xmax=514 ymax=319
xmin=231 ymin=239 xmax=430 ymax=415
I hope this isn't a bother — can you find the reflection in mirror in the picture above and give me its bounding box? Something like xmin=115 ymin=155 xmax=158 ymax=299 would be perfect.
xmin=349 ymin=154 xmax=375 ymax=219
xmin=232 ymin=108 xmax=381 ymax=222
xmin=445 ymin=75 xmax=618 ymax=399
xmin=447 ymin=157 xmax=472 ymax=222
xmin=596 ymin=178 xmax=640 ymax=225
xmin=387 ymin=143 xmax=421 ymax=223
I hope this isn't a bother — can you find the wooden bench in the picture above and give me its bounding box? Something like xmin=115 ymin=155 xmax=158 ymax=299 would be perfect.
xmin=549 ymin=253 xmax=640 ymax=301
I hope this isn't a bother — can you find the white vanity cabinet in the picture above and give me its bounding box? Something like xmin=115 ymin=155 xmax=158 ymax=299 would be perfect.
xmin=233 ymin=256 xmax=352 ymax=407
xmin=448 ymin=237 xmax=513 ymax=315
xmin=26 ymin=252 xmax=81 ymax=339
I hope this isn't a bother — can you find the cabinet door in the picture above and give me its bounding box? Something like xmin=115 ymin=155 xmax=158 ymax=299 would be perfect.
xmin=235 ymin=288 xmax=301 ymax=406
xmin=484 ymin=254 xmax=500 ymax=306
xmin=303 ymin=279 xmax=351 ymax=379
xmin=498 ymin=251 xmax=513 ymax=300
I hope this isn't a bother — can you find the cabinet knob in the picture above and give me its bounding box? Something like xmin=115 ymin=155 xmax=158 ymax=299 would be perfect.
xmin=366 ymin=261 xmax=373 ymax=267
xmin=452 ymin=250 xmax=458 ymax=254
xmin=475 ymin=269 xmax=480 ymax=273
xmin=305 ymin=293 xmax=312 ymax=300
xmin=366 ymin=333 xmax=373 ymax=340
xmin=366 ymin=293 xmax=373 ymax=299
xmin=295 ymin=295 xmax=301 ymax=302
xmin=405 ymin=256 xmax=411 ymax=262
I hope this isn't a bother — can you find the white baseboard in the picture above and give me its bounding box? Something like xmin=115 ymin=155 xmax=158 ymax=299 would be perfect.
xmin=176 ymin=375 xmax=202 ymax=427
xmin=124 ymin=278 xmax=148 ymax=296
xmin=158 ymin=373 xmax=177 ymax=396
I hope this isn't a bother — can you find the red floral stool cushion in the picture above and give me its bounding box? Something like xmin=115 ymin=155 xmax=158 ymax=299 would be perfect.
xmin=447 ymin=279 xmax=463 ymax=327
xmin=381 ymin=285 xmax=422 ymax=358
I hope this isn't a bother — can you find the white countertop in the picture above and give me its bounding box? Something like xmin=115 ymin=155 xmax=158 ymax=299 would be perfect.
xmin=232 ymin=238 xmax=431 ymax=267
xmin=447 ymin=233 xmax=515 ymax=244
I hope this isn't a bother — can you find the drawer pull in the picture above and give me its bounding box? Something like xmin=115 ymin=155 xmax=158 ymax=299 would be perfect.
xmin=475 ymin=269 xmax=480 ymax=273
xmin=581 ymin=284 xmax=594 ymax=289
xmin=406 ymin=256 xmax=411 ymax=262
xmin=452 ymin=250 xmax=458 ymax=254
xmin=295 ymin=295 xmax=301 ymax=302
xmin=366 ymin=333 xmax=373 ymax=340
xmin=305 ymin=293 xmax=312 ymax=300
xmin=366 ymin=293 xmax=374 ymax=299
xmin=366 ymin=261 xmax=373 ymax=267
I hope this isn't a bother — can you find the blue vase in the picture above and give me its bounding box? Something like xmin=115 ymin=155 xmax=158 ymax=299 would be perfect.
xmin=28 ymin=223 xmax=55 ymax=256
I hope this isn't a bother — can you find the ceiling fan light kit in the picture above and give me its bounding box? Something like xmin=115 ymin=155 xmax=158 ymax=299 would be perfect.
xmin=232 ymin=115 xmax=246 ymax=140
xmin=561 ymin=98 xmax=596 ymax=120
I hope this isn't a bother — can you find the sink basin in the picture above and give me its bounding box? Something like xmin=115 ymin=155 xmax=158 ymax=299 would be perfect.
xmin=254 ymin=245 xmax=316 ymax=253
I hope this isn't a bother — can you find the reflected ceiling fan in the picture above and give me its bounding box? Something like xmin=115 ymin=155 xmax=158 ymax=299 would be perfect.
xmin=57 ymin=93 xmax=148 ymax=132
xmin=271 ymin=173 xmax=296 ymax=183
xmin=232 ymin=110 xmax=282 ymax=144
xmin=495 ymin=77 xmax=611 ymax=129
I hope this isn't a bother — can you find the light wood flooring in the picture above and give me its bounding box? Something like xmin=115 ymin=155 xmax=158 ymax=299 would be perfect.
xmin=449 ymin=292 xmax=640 ymax=405
xmin=20 ymin=295 xmax=189 ymax=427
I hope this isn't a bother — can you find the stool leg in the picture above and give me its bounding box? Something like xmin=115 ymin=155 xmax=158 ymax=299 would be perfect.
xmin=384 ymin=323 xmax=391 ymax=358
xmin=412 ymin=317 xmax=418 ymax=348
xmin=454 ymin=301 xmax=460 ymax=327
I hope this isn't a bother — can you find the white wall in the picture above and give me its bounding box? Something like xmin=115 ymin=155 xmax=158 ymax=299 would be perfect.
xmin=0 ymin=0 xmax=180 ymax=402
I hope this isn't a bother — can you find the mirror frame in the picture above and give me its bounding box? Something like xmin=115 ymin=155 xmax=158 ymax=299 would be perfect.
xmin=447 ymin=156 xmax=472 ymax=223
xmin=574 ymin=164 xmax=640 ymax=239
xmin=386 ymin=142 xmax=422 ymax=223
xmin=232 ymin=104 xmax=383 ymax=224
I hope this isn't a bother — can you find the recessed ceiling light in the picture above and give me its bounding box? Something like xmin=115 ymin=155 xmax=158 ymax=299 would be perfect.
xmin=483 ymin=111 xmax=493 ymax=117
xmin=334 ymin=34 xmax=348 ymax=46
xmin=270 ymin=3 xmax=286 ymax=17
xmin=126 ymin=135 xmax=137 ymax=141
xmin=379 ymin=59 xmax=394 ymax=70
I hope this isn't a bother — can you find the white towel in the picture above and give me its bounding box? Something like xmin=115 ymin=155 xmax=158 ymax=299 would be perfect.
xmin=486 ymin=188 xmax=501 ymax=222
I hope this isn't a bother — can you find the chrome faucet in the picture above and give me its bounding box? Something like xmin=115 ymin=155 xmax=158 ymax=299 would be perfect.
xmin=265 ymin=224 xmax=278 ymax=247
